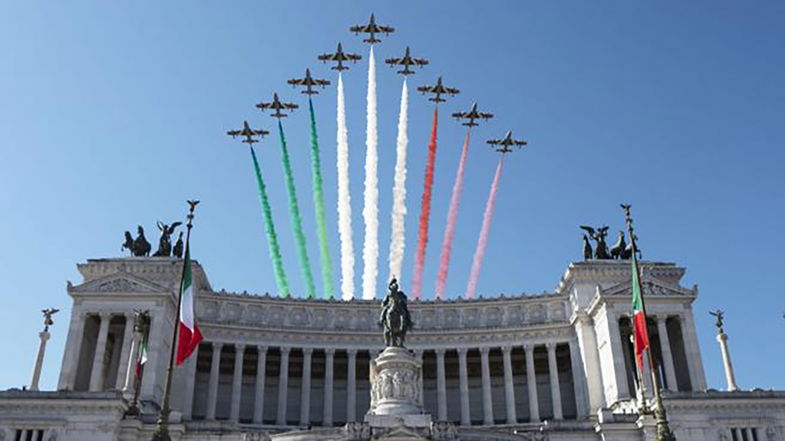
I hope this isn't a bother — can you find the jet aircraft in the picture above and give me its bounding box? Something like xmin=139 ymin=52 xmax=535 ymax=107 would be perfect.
xmin=255 ymin=93 xmax=299 ymax=119
xmin=384 ymin=47 xmax=428 ymax=76
xmin=349 ymin=13 xmax=394 ymax=44
xmin=417 ymin=76 xmax=459 ymax=103
xmin=227 ymin=121 xmax=269 ymax=144
xmin=452 ymin=103 xmax=494 ymax=127
xmin=487 ymin=130 xmax=527 ymax=154
xmin=287 ymin=69 xmax=331 ymax=95
xmin=317 ymin=43 xmax=362 ymax=71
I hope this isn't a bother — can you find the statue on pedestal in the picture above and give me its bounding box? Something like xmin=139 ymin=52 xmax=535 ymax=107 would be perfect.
xmin=153 ymin=221 xmax=182 ymax=257
xmin=41 ymin=308 xmax=59 ymax=332
xmin=379 ymin=278 xmax=412 ymax=347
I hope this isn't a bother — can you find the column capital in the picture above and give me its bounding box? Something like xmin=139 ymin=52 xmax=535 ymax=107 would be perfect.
xmin=457 ymin=347 xmax=468 ymax=357
xmin=346 ymin=348 xmax=358 ymax=357
xmin=325 ymin=348 xmax=336 ymax=356
xmin=523 ymin=343 xmax=536 ymax=353
xmin=479 ymin=346 xmax=490 ymax=355
xmin=501 ymin=345 xmax=512 ymax=354
xmin=280 ymin=347 xmax=291 ymax=355
xmin=235 ymin=343 xmax=246 ymax=351
xmin=435 ymin=348 xmax=446 ymax=357
xmin=257 ymin=345 xmax=268 ymax=353
xmin=212 ymin=341 xmax=224 ymax=350
xmin=546 ymin=342 xmax=557 ymax=351
xmin=98 ymin=311 xmax=112 ymax=320
xmin=302 ymin=347 xmax=314 ymax=356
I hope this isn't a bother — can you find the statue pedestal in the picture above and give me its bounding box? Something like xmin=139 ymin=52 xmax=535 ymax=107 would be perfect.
xmin=366 ymin=346 xmax=430 ymax=422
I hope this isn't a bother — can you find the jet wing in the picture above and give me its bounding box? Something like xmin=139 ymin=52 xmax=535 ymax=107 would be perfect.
xmin=317 ymin=53 xmax=334 ymax=62
xmin=346 ymin=53 xmax=362 ymax=61
xmin=227 ymin=130 xmax=242 ymax=137
xmin=287 ymin=79 xmax=305 ymax=86
xmin=378 ymin=25 xmax=395 ymax=34
xmin=384 ymin=56 xmax=403 ymax=65
xmin=451 ymin=111 xmax=469 ymax=119
xmin=314 ymin=79 xmax=331 ymax=87
xmin=479 ymin=112 xmax=494 ymax=120
xmin=349 ymin=25 xmax=366 ymax=33
xmin=284 ymin=103 xmax=299 ymax=110
xmin=413 ymin=58 xmax=429 ymax=67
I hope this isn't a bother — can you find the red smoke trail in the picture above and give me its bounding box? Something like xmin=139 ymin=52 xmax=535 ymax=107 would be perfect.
xmin=411 ymin=108 xmax=438 ymax=300
xmin=434 ymin=129 xmax=471 ymax=299
xmin=465 ymin=158 xmax=504 ymax=299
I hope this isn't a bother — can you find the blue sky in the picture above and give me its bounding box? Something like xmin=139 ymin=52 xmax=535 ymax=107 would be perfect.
xmin=1 ymin=1 xmax=783 ymax=392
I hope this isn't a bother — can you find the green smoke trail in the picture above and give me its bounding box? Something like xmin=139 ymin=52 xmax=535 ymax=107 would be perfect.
xmin=277 ymin=121 xmax=317 ymax=298
xmin=249 ymin=146 xmax=290 ymax=297
xmin=308 ymin=99 xmax=336 ymax=299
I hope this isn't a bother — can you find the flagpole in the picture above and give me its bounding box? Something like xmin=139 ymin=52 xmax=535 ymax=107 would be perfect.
xmin=152 ymin=200 xmax=199 ymax=441
xmin=622 ymin=204 xmax=676 ymax=441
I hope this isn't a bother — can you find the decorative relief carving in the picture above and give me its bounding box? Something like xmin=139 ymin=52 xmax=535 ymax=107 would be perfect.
xmin=95 ymin=278 xmax=155 ymax=293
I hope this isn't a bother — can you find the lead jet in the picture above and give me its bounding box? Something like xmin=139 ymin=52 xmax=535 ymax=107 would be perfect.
xmin=417 ymin=76 xmax=460 ymax=103
xmin=452 ymin=103 xmax=494 ymax=127
xmin=487 ymin=130 xmax=527 ymax=154
xmin=318 ymin=42 xmax=362 ymax=71
xmin=287 ymin=69 xmax=331 ymax=95
xmin=349 ymin=13 xmax=394 ymax=44
xmin=227 ymin=120 xmax=269 ymax=144
xmin=255 ymin=93 xmax=298 ymax=119
xmin=384 ymin=47 xmax=428 ymax=76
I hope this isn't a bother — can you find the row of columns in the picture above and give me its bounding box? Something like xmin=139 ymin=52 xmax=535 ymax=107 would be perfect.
xmin=60 ymin=311 xmax=138 ymax=392
xmin=197 ymin=341 xmax=578 ymax=426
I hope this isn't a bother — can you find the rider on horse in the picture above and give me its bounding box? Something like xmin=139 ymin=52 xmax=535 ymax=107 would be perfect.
xmin=379 ymin=277 xmax=413 ymax=347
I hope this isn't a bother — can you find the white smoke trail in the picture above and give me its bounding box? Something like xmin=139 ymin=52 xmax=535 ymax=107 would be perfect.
xmin=362 ymin=46 xmax=379 ymax=300
xmin=388 ymin=79 xmax=408 ymax=281
xmin=336 ymin=73 xmax=355 ymax=301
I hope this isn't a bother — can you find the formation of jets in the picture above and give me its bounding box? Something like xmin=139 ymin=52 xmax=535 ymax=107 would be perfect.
xmin=384 ymin=46 xmax=429 ymax=76
xmin=227 ymin=121 xmax=269 ymax=144
xmin=229 ymin=13 xmax=529 ymax=158
xmin=318 ymin=43 xmax=362 ymax=71
xmin=349 ymin=13 xmax=395 ymax=44
xmin=487 ymin=130 xmax=527 ymax=154
xmin=417 ymin=76 xmax=459 ymax=103
xmin=256 ymin=93 xmax=298 ymax=119
xmin=287 ymin=69 xmax=331 ymax=95
xmin=452 ymin=103 xmax=494 ymax=127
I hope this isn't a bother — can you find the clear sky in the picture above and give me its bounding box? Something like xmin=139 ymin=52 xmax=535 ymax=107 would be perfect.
xmin=1 ymin=1 xmax=783 ymax=393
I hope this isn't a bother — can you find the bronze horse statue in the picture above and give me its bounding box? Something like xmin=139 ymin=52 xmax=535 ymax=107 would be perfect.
xmin=379 ymin=278 xmax=413 ymax=347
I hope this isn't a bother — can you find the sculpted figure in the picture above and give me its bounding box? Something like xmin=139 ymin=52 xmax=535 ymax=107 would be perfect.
xmin=132 ymin=226 xmax=152 ymax=257
xmin=153 ymin=221 xmax=182 ymax=257
xmin=379 ymin=278 xmax=413 ymax=347
xmin=579 ymin=225 xmax=610 ymax=259
xmin=172 ymin=232 xmax=184 ymax=258
xmin=41 ymin=308 xmax=59 ymax=332
xmin=609 ymin=230 xmax=627 ymax=260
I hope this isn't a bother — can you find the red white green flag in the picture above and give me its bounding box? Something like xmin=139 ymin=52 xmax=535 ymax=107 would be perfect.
xmin=631 ymin=255 xmax=650 ymax=371
xmin=135 ymin=324 xmax=149 ymax=376
xmin=176 ymin=247 xmax=203 ymax=365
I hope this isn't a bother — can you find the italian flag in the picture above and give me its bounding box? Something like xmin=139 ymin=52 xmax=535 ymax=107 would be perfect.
xmin=176 ymin=248 xmax=203 ymax=365
xmin=631 ymin=256 xmax=650 ymax=371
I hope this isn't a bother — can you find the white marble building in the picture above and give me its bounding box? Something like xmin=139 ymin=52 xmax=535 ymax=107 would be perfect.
xmin=1 ymin=257 xmax=783 ymax=441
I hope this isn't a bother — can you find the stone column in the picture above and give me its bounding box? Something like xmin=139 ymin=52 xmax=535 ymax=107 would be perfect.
xmin=606 ymin=311 xmax=631 ymax=399
xmin=501 ymin=346 xmax=516 ymax=424
xmin=231 ymin=344 xmax=246 ymax=422
xmin=347 ymin=349 xmax=357 ymax=421
xmin=114 ymin=313 xmax=135 ymax=390
xmin=568 ymin=339 xmax=589 ymax=417
xmin=655 ymin=315 xmax=678 ymax=391
xmin=323 ymin=348 xmax=335 ymax=426
xmin=435 ymin=349 xmax=448 ymax=421
xmin=253 ymin=346 xmax=267 ymax=424
xmin=277 ymin=347 xmax=291 ymax=425
xmin=479 ymin=347 xmax=493 ymax=425
xmin=182 ymin=348 xmax=198 ymax=420
xmin=206 ymin=342 xmax=223 ymax=420
xmin=524 ymin=344 xmax=540 ymax=422
xmin=680 ymin=311 xmax=707 ymax=391
xmin=546 ymin=342 xmax=563 ymax=420
xmin=716 ymin=333 xmax=739 ymax=391
xmin=572 ymin=312 xmax=605 ymax=412
xmin=30 ymin=330 xmax=51 ymax=391
xmin=58 ymin=311 xmax=87 ymax=390
xmin=122 ymin=315 xmax=143 ymax=395
xmin=89 ymin=312 xmax=112 ymax=392
xmin=415 ymin=351 xmax=424 ymax=407
xmin=457 ymin=348 xmax=471 ymax=426
xmin=300 ymin=348 xmax=313 ymax=425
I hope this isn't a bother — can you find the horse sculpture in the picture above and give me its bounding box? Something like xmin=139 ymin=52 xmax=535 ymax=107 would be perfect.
xmin=379 ymin=278 xmax=413 ymax=347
